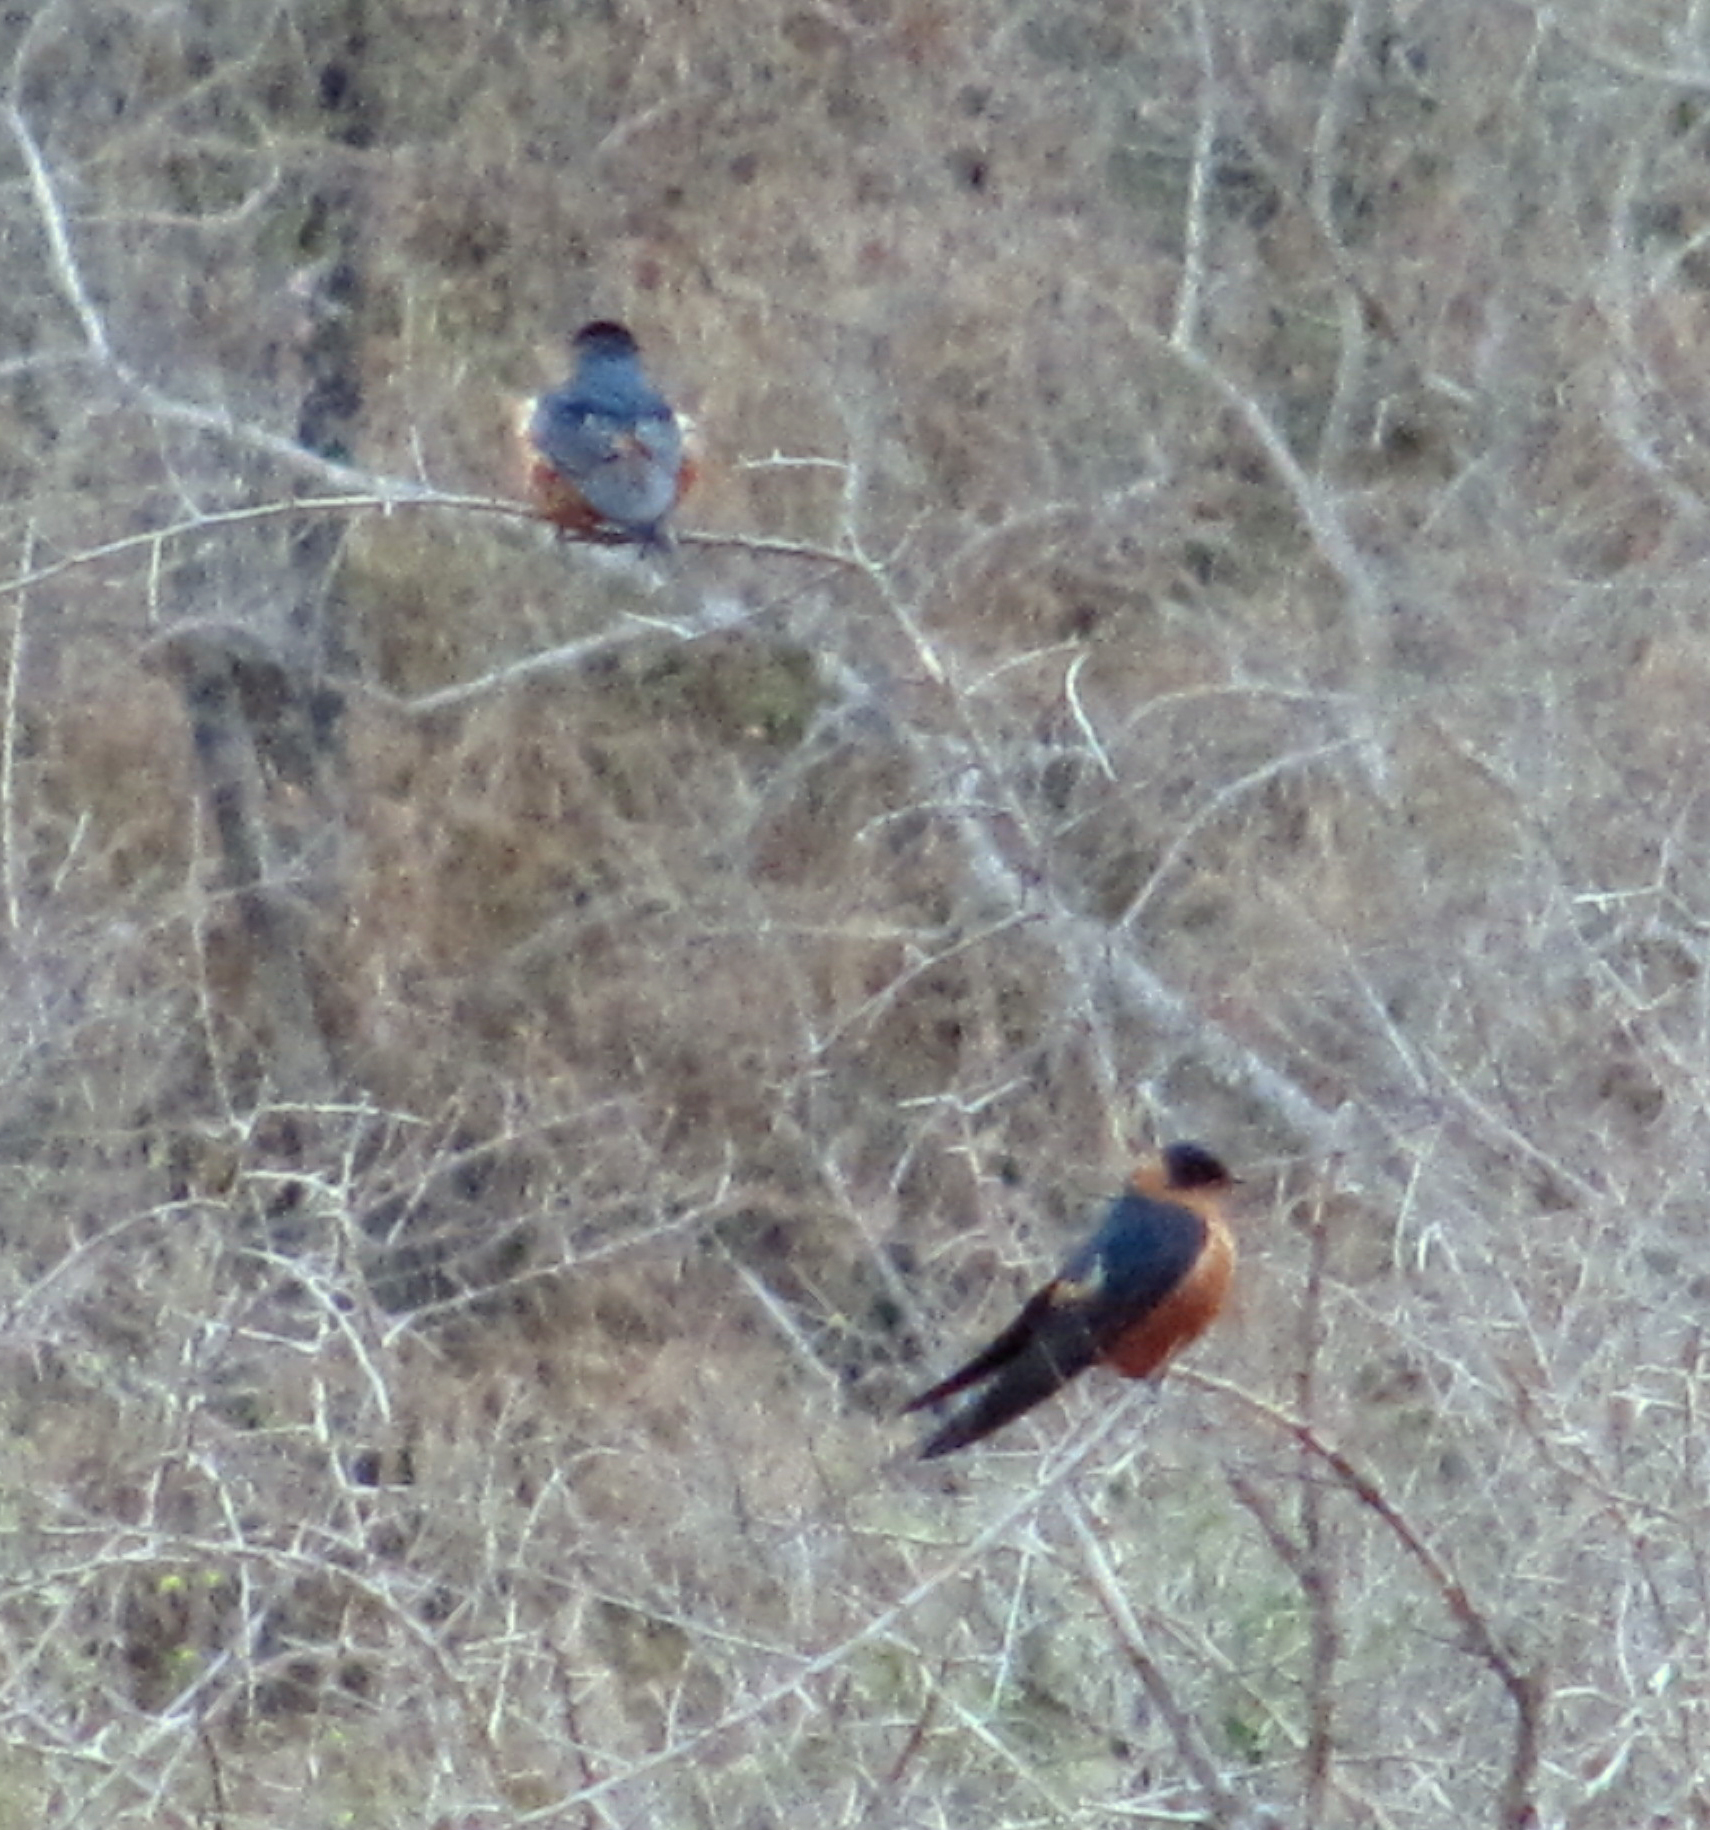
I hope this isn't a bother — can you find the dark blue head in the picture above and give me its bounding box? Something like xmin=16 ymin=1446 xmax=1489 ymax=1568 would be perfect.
xmin=565 ymin=320 xmax=670 ymax=420
xmin=573 ymin=320 xmax=642 ymax=361
xmin=1161 ymin=1142 xmax=1234 ymax=1190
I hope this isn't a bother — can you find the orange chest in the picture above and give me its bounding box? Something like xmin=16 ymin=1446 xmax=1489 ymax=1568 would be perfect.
xmin=1099 ymin=1220 xmax=1235 ymax=1381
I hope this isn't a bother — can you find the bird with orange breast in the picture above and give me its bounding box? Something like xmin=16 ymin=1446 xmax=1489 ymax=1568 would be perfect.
xmin=521 ymin=320 xmax=695 ymax=548
xmin=904 ymin=1142 xmax=1239 ymax=1459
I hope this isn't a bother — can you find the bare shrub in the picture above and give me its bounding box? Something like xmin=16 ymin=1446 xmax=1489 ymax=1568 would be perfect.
xmin=5 ymin=1 xmax=1710 ymax=1826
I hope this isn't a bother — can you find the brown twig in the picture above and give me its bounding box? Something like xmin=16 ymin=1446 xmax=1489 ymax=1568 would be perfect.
xmin=1188 ymin=1369 xmax=1545 ymax=1830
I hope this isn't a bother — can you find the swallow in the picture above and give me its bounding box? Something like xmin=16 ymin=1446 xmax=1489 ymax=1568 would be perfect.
xmin=904 ymin=1141 xmax=1238 ymax=1459
xmin=522 ymin=320 xmax=694 ymax=547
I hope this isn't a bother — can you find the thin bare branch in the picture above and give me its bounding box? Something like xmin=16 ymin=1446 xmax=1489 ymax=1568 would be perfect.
xmin=1189 ymin=1370 xmax=1546 ymax=1830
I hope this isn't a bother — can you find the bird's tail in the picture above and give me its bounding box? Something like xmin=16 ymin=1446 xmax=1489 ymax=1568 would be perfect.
xmin=914 ymin=1339 xmax=1094 ymax=1459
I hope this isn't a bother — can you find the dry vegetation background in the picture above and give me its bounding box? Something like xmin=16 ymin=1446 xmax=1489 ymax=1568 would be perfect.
xmin=7 ymin=0 xmax=1710 ymax=1825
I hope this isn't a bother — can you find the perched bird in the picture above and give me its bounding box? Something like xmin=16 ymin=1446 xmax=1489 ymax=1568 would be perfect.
xmin=904 ymin=1142 xmax=1238 ymax=1459
xmin=522 ymin=320 xmax=693 ymax=547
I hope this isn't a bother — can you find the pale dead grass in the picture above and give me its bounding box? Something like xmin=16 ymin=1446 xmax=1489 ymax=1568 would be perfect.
xmin=5 ymin=1 xmax=1710 ymax=1827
